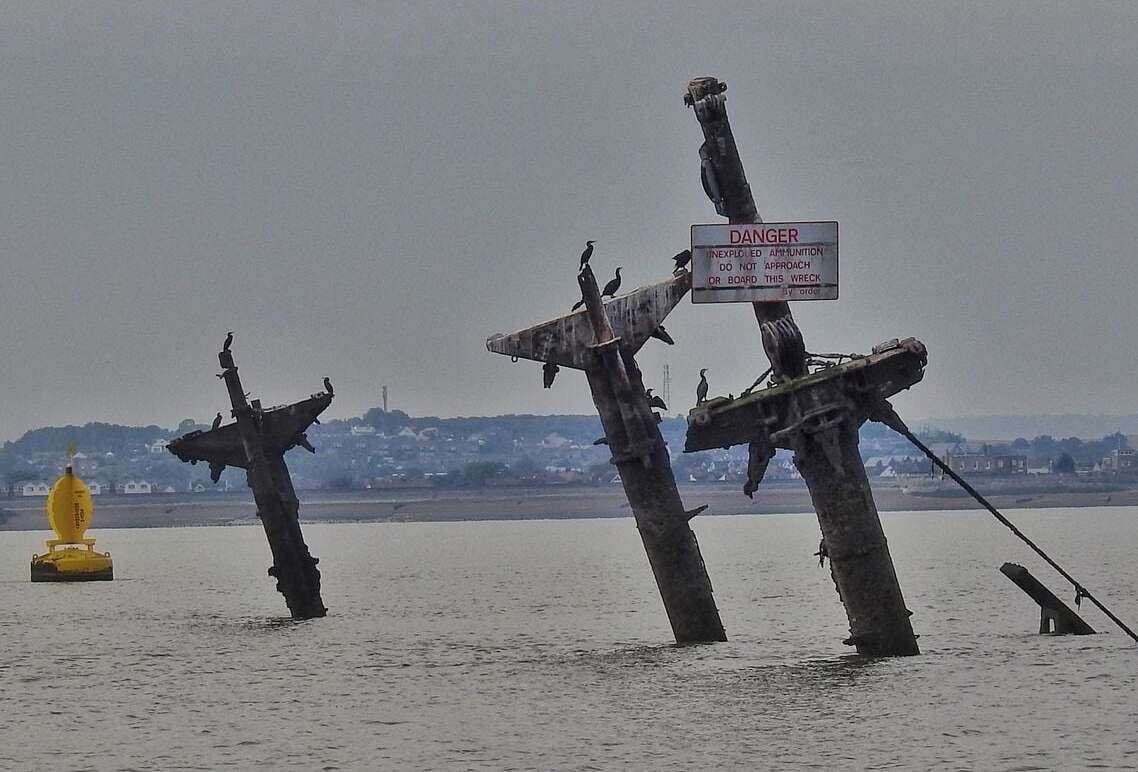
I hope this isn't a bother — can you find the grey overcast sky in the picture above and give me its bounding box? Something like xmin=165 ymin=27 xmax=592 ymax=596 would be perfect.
xmin=2 ymin=2 xmax=1136 ymax=440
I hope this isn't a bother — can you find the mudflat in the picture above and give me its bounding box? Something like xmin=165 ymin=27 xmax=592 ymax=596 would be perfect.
xmin=2 ymin=482 xmax=1134 ymax=531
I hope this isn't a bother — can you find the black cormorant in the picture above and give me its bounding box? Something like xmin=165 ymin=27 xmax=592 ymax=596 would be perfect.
xmin=211 ymin=412 xmax=222 ymax=430
xmin=672 ymin=249 xmax=692 ymax=273
xmin=323 ymin=377 xmax=334 ymax=396
xmin=696 ymin=369 xmax=709 ymax=404
xmin=542 ymin=362 xmax=560 ymax=388
xmin=601 ymin=267 xmax=622 ymax=298
xmin=646 ymin=389 xmax=668 ymax=411
xmin=579 ymin=240 xmax=595 ymax=271
xmin=223 ymin=331 xmax=233 ymax=351
xmin=814 ymin=538 xmax=828 ymax=567
xmin=650 ymin=325 xmax=674 ymax=345
xmin=294 ymin=433 xmax=316 ymax=453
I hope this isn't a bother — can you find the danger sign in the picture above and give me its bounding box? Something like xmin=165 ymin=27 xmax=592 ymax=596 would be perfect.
xmin=691 ymin=221 xmax=838 ymax=303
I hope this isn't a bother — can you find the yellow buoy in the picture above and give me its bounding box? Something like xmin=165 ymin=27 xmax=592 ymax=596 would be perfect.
xmin=31 ymin=447 xmax=113 ymax=582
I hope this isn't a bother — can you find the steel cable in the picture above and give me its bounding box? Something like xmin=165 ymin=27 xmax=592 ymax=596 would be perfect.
xmin=874 ymin=400 xmax=1138 ymax=644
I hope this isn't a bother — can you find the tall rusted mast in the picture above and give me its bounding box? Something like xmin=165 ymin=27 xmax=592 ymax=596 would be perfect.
xmin=685 ymin=77 xmax=807 ymax=382
xmin=488 ymin=268 xmax=726 ymax=643
xmin=168 ymin=336 xmax=331 ymax=620
xmin=684 ymin=76 xmax=921 ymax=656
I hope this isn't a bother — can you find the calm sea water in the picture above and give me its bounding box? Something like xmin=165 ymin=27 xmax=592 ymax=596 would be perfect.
xmin=2 ymin=507 xmax=1135 ymax=770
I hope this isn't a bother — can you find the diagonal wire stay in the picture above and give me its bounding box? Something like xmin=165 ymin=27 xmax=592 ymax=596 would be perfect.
xmin=871 ymin=398 xmax=1138 ymax=644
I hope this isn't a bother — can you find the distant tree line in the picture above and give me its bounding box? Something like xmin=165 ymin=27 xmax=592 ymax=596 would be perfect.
xmin=1007 ymin=433 xmax=1129 ymax=465
xmin=3 ymin=422 xmax=172 ymax=456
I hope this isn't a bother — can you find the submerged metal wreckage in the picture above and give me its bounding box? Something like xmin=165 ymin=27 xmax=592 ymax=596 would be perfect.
xmin=485 ymin=75 xmax=935 ymax=654
xmin=683 ymin=76 xmax=923 ymax=656
xmin=673 ymin=76 xmax=1136 ymax=652
xmin=488 ymin=268 xmax=727 ymax=644
xmin=168 ymin=335 xmax=331 ymax=620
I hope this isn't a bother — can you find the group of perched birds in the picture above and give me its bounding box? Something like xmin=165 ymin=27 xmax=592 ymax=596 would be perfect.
xmin=572 ymin=243 xmax=691 ymax=311
xmin=206 ymin=331 xmax=335 ymax=439
xmin=545 ymin=241 xmax=710 ymax=408
xmin=572 ymin=241 xmax=622 ymax=310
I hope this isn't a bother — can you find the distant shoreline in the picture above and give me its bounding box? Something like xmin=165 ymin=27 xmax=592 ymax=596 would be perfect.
xmin=2 ymin=481 xmax=1134 ymax=531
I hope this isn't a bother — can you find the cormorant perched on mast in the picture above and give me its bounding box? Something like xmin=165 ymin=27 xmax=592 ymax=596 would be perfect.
xmin=223 ymin=331 xmax=234 ymax=352
xmin=323 ymin=377 xmax=334 ymax=396
xmin=601 ymin=268 xmax=623 ymax=299
xmin=696 ymin=369 xmax=709 ymax=405
xmin=211 ymin=412 xmax=223 ymax=430
xmin=650 ymin=324 xmax=675 ymax=345
xmin=292 ymin=432 xmax=316 ymax=454
xmin=542 ymin=362 xmax=560 ymax=388
xmin=814 ymin=537 xmax=828 ymax=567
xmin=672 ymin=249 xmax=692 ymax=274
xmin=646 ymin=389 xmax=668 ymax=412
xmin=579 ymin=240 xmax=595 ymax=271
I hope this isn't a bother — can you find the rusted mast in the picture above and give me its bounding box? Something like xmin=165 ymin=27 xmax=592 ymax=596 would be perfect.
xmin=168 ymin=338 xmax=329 ymax=619
xmin=579 ymin=266 xmax=726 ymax=643
xmin=685 ymin=76 xmax=919 ymax=656
xmin=487 ymin=268 xmax=725 ymax=643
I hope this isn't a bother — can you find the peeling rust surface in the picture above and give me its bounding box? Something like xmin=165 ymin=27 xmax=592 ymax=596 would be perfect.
xmin=167 ymin=344 xmax=329 ymax=620
xmin=685 ymin=338 xmax=927 ymax=453
xmin=486 ymin=271 xmax=691 ymax=369
xmin=168 ymin=393 xmax=332 ymax=468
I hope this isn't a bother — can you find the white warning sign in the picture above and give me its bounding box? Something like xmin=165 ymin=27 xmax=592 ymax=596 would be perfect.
xmin=691 ymin=221 xmax=838 ymax=303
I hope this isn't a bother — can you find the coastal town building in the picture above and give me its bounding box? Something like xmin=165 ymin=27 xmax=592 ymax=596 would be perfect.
xmin=20 ymin=481 xmax=50 ymax=497
xmin=1102 ymin=448 xmax=1136 ymax=473
xmin=946 ymin=452 xmax=1027 ymax=476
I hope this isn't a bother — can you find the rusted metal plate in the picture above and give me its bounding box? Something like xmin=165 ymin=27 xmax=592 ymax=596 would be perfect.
xmin=168 ymin=393 xmax=332 ymax=468
xmin=1000 ymin=562 xmax=1096 ymax=635
xmin=486 ymin=272 xmax=690 ymax=369
xmin=685 ymin=338 xmax=927 ymax=452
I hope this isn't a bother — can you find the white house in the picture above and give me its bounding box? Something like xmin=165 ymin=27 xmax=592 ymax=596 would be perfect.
xmin=148 ymin=439 xmax=170 ymax=455
xmin=122 ymin=480 xmax=152 ymax=495
xmin=541 ymin=432 xmax=571 ymax=449
xmin=20 ymin=481 xmax=50 ymax=497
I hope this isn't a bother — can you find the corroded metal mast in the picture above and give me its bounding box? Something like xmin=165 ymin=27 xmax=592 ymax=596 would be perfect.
xmin=488 ymin=268 xmax=726 ymax=643
xmin=684 ymin=76 xmax=921 ymax=656
xmin=168 ymin=336 xmax=331 ymax=619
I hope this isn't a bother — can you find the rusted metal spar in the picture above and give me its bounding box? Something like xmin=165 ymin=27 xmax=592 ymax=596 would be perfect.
xmin=1000 ymin=563 xmax=1095 ymax=635
xmin=685 ymin=76 xmax=919 ymax=656
xmin=578 ymin=266 xmax=726 ymax=643
xmin=685 ymin=76 xmax=805 ymax=378
xmin=168 ymin=340 xmax=329 ymax=620
xmin=687 ymin=341 xmax=927 ymax=655
xmin=487 ymin=267 xmax=725 ymax=643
